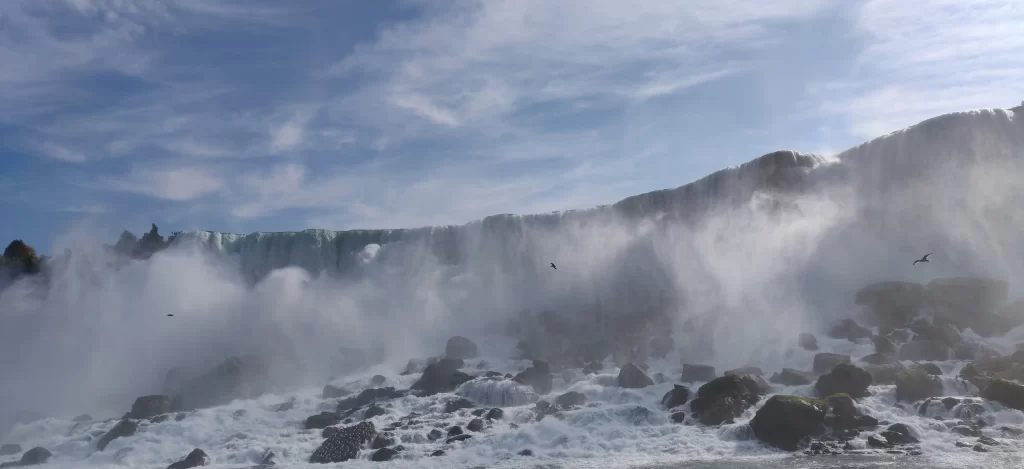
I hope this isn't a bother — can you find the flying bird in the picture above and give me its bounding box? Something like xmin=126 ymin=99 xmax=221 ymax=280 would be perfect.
xmin=913 ymin=253 xmax=931 ymax=265
xmin=166 ymin=314 xmax=174 ymax=317
xmin=550 ymin=262 xmax=557 ymax=270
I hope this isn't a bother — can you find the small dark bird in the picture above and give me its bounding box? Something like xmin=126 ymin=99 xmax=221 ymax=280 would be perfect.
xmin=913 ymin=253 xmax=931 ymax=265
xmin=166 ymin=314 xmax=174 ymax=317
xmin=550 ymin=263 xmax=557 ymax=270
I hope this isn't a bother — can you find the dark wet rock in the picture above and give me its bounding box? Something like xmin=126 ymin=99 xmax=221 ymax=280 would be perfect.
xmin=430 ymin=450 xmax=445 ymax=457
xmin=274 ymin=401 xmax=294 ymax=412
xmin=815 ymin=363 xmax=872 ymax=398
xmin=322 ymin=385 xmax=351 ymax=399
xmin=170 ymin=356 xmax=271 ymax=411
xmin=978 ymin=435 xmax=999 ymax=446
xmin=337 ymin=387 xmax=406 ymax=413
xmin=829 ymin=319 xmax=872 ymax=342
xmin=129 ymin=395 xmax=172 ymax=420
xmin=690 ymin=375 xmax=765 ymax=426
xmin=982 ymin=379 xmax=1024 ymax=411
xmin=769 ymin=368 xmax=813 ymax=386
xmin=446 ymin=336 xmax=479 ymax=360
xmin=411 ymin=359 xmax=472 ymax=396
xmin=617 ymin=362 xmax=654 ymax=389
xmin=322 ymin=427 xmax=339 ymax=438
xmin=518 ymin=449 xmax=534 ymax=456
xmin=0 ymin=445 xmax=21 ymax=456
xmin=309 ymin=421 xmax=376 ymax=464
xmin=863 ymin=363 xmax=906 ymax=385
xmin=973 ymin=443 xmax=989 ymax=452
xmin=167 ymin=448 xmax=209 ymax=469
xmin=914 ymin=363 xmax=942 ymax=376
xmin=471 ymin=408 xmax=486 ymax=417
xmin=751 ymin=395 xmax=827 ymax=451
xmin=444 ymin=398 xmax=475 ymax=414
xmin=860 ymin=352 xmax=899 ymax=366
xmin=725 ymin=367 xmax=764 ymax=377
xmin=467 ymin=418 xmax=485 ymax=432
xmin=97 ymin=419 xmax=138 ymax=451
xmin=895 ymin=368 xmax=943 ymax=402
xmin=798 ymin=333 xmax=819 ymax=351
xmin=881 ymin=423 xmax=919 ymax=444
xmin=513 ymin=360 xmax=553 ymax=395
xmin=486 ymin=408 xmax=504 ymax=420
xmin=856 ymin=281 xmax=924 ymax=328
xmin=873 ymin=335 xmax=897 ymax=354
xmin=72 ymin=413 xmax=93 ymax=422
xmin=427 ymin=429 xmax=443 ymax=441
xmin=812 ymin=353 xmax=851 ymax=374
xmin=364 ymin=405 xmax=386 ymax=420
xmin=401 ymin=359 xmax=426 ymax=376
xmin=370 ymin=447 xmax=399 ymax=462
xmin=899 ymin=340 xmax=949 ymax=361
xmin=445 ymin=434 xmax=472 ymax=444
xmin=681 ymin=364 xmax=716 ymax=382
xmin=371 ymin=433 xmax=395 ymax=449
xmin=952 ymin=425 xmax=982 ymax=437
xmin=555 ymin=391 xmax=587 ymax=408
xmin=661 ymin=385 xmax=691 ymax=410
xmin=447 ymin=426 xmax=463 ymax=437
xmin=925 ymin=277 xmax=1008 ymax=325
xmin=0 ymin=447 xmax=50 ymax=468
xmin=305 ymin=412 xmax=341 ymax=430
xmin=369 ymin=375 xmax=386 ymax=387
xmin=827 ymin=394 xmax=859 ymax=429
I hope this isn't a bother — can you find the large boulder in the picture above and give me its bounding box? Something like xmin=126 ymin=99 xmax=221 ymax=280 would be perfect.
xmin=828 ymin=319 xmax=872 ymax=341
xmin=0 ymin=445 xmax=21 ymax=456
xmin=445 ymin=336 xmax=479 ymax=360
xmin=750 ymin=395 xmax=827 ymax=451
xmin=309 ymin=421 xmax=376 ymax=464
xmin=898 ymin=339 xmax=949 ymax=361
xmin=97 ymin=419 xmax=138 ymax=451
xmin=171 ymin=356 xmax=270 ymax=411
xmin=893 ymin=368 xmax=942 ymax=402
xmin=859 ymin=352 xmax=899 ymax=366
xmin=812 ymin=353 xmax=850 ymax=374
xmin=513 ymin=361 xmax=553 ymax=395
xmin=690 ymin=375 xmax=765 ymax=426
xmin=555 ymin=391 xmax=587 ymax=408
xmin=681 ymin=364 xmax=716 ymax=382
xmin=926 ymin=277 xmax=1008 ymax=317
xmin=129 ymin=395 xmax=172 ymax=419
xmin=305 ymin=412 xmax=341 ymax=430
xmin=863 ymin=363 xmax=906 ymax=385
xmin=855 ymin=281 xmax=924 ymax=328
xmin=872 ymin=335 xmax=897 ymax=354
xmin=411 ymin=360 xmax=473 ymax=396
xmin=982 ymin=379 xmax=1024 ymax=411
xmin=167 ymin=449 xmax=209 ymax=469
xmin=798 ymin=333 xmax=818 ymax=351
xmin=0 ymin=447 xmax=50 ymax=468
xmin=617 ymin=363 xmax=654 ymax=389
xmin=815 ymin=363 xmax=872 ymax=398
xmin=768 ymin=368 xmax=813 ymax=386
xmin=336 ymin=387 xmax=406 ymax=413
xmin=661 ymin=385 xmax=690 ymax=410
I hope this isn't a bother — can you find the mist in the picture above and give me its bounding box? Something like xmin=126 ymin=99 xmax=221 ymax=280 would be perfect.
xmin=2 ymin=109 xmax=1023 ymax=442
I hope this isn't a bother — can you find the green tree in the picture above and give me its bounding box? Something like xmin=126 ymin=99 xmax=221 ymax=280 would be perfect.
xmin=114 ymin=230 xmax=138 ymax=256
xmin=3 ymin=240 xmax=41 ymax=273
xmin=137 ymin=224 xmax=165 ymax=257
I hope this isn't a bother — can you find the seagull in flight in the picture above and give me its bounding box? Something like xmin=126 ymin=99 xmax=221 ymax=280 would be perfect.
xmin=913 ymin=253 xmax=931 ymax=265
xmin=166 ymin=314 xmax=174 ymax=317
xmin=550 ymin=262 xmax=557 ymax=270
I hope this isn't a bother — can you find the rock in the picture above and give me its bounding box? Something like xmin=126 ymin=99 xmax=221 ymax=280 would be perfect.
xmin=798 ymin=333 xmax=819 ymax=351
xmin=952 ymin=425 xmax=982 ymax=437
xmin=427 ymin=429 xmax=443 ymax=441
xmin=555 ymin=391 xmax=587 ymax=408
xmin=0 ymin=447 xmax=50 ymax=468
xmin=681 ymin=364 xmax=716 ymax=382
xmin=309 ymin=421 xmax=376 ymax=464
xmin=650 ymin=335 xmax=674 ymax=359
xmin=829 ymin=319 xmax=872 ymax=341
xmin=690 ymin=375 xmax=765 ymax=426
xmin=978 ymin=435 xmax=999 ymax=446
xmin=369 ymin=375 xmax=386 ymax=387
xmin=898 ymin=340 xmax=949 ymax=361
xmin=128 ymin=395 xmax=172 ymax=419
xmin=371 ymin=433 xmax=395 ymax=449
xmin=513 ymin=360 xmax=553 ymax=395
xmin=97 ymin=419 xmax=138 ymax=451
xmin=486 ymin=408 xmax=503 ymax=420
xmin=881 ymin=423 xmax=919 ymax=444
xmin=617 ymin=363 xmax=654 ymax=388
xmin=467 ymin=418 xmax=485 ymax=432
xmin=973 ymin=443 xmax=989 ymax=452
xmin=725 ymin=367 xmax=764 ymax=377
xmin=768 ymin=368 xmax=813 ymax=386
xmin=447 ymin=425 xmax=463 ymax=437
xmin=401 ymin=359 xmax=426 ymax=375
xmin=430 ymin=450 xmax=445 ymax=457
xmin=72 ymin=414 xmax=93 ymax=422
xmin=167 ymin=449 xmax=209 ymax=469
xmin=337 ymin=387 xmax=406 ymax=413
xmin=370 ymin=447 xmax=399 ymax=462
xmin=471 ymin=408 xmax=486 ymax=417
xmin=750 ymin=395 xmax=827 ymax=451
xmin=860 ymin=353 xmax=899 ymax=366
xmin=925 ymin=277 xmax=1008 ymax=324
xmin=661 ymin=385 xmax=691 ymax=409
xmin=815 ymin=363 xmax=872 ymax=398
xmin=455 ymin=377 xmax=539 ymax=407
xmin=170 ymin=356 xmax=270 ymax=411
xmin=941 ymin=397 xmax=961 ymax=410
xmin=982 ymin=379 xmax=1024 ymax=411
xmin=411 ymin=360 xmax=473 ymax=397
xmin=445 ymin=434 xmax=472 ymax=444
xmin=855 ymin=281 xmax=924 ymax=328
xmin=322 ymin=427 xmax=339 ymax=438
xmin=0 ymin=445 xmax=21 ymax=456
xmin=445 ymin=336 xmax=479 ymax=360
xmin=323 ymin=385 xmax=351 ymax=399
xmin=913 ymin=363 xmax=942 ymax=376
xmin=364 ymin=405 xmax=386 ymax=420
xmin=274 ymin=401 xmax=294 ymax=412
xmin=305 ymin=412 xmax=341 ymax=429
xmin=894 ymin=368 xmax=943 ymax=402
xmin=444 ymin=398 xmax=475 ymax=414
xmin=812 ymin=353 xmax=851 ymax=374
xmin=518 ymin=449 xmax=534 ymax=456
xmin=863 ymin=363 xmax=906 ymax=385
xmin=939 ymin=324 xmax=963 ymax=346
xmin=873 ymin=335 xmax=897 ymax=354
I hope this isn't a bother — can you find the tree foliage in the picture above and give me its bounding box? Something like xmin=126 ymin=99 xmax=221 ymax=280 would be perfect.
xmin=3 ymin=239 xmax=42 ymax=273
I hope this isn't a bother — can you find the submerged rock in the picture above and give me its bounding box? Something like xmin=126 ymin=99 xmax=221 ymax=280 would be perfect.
xmin=166 ymin=449 xmax=209 ymax=469
xmin=555 ymin=391 xmax=587 ymax=408
xmin=370 ymin=447 xmax=399 ymax=462
xmin=661 ymin=385 xmax=690 ymax=410
xmin=97 ymin=419 xmax=138 ymax=451
xmin=681 ymin=364 xmax=716 ymax=382
xmin=0 ymin=447 xmax=50 ymax=468
xmin=617 ymin=363 xmax=654 ymax=389
xmin=750 ymin=395 xmax=827 ymax=451
xmin=309 ymin=421 xmax=376 ymax=464
xmin=445 ymin=336 xmax=479 ymax=360
xmin=812 ymin=353 xmax=851 ymax=374
xmin=815 ymin=363 xmax=871 ymax=398
xmin=443 ymin=398 xmax=475 ymax=413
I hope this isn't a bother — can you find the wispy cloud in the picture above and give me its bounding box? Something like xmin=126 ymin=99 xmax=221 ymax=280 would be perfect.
xmin=102 ymin=166 xmax=225 ymax=201
xmin=38 ymin=141 xmax=87 ymax=163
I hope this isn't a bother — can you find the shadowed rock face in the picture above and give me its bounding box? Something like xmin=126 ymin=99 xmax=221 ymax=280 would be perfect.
xmin=96 ymin=419 xmax=138 ymax=451
xmin=856 ymin=282 xmax=924 ymax=329
xmin=309 ymin=421 xmax=376 ymax=464
xmin=750 ymin=395 xmax=827 ymax=451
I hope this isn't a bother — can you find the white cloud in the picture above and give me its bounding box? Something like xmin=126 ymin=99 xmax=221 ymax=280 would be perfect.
xmin=104 ymin=167 xmax=225 ymax=201
xmin=38 ymin=141 xmax=87 ymax=163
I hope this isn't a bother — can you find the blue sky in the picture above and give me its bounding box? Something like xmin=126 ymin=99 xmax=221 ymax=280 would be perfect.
xmin=1 ymin=0 xmax=1022 ymax=253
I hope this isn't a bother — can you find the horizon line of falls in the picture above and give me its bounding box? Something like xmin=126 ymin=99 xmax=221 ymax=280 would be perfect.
xmin=2 ymin=107 xmax=1024 ymax=426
